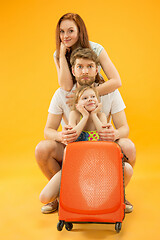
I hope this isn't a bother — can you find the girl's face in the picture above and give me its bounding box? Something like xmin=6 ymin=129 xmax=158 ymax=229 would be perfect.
xmin=78 ymin=89 xmax=99 ymax=112
xmin=60 ymin=20 xmax=79 ymax=48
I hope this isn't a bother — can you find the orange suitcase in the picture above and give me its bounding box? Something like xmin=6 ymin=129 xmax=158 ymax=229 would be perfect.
xmin=57 ymin=141 xmax=125 ymax=233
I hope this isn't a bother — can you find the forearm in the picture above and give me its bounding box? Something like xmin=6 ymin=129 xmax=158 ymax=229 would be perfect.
xmin=114 ymin=125 xmax=129 ymax=141
xmin=59 ymin=56 xmax=73 ymax=91
xmin=91 ymin=113 xmax=103 ymax=132
xmin=44 ymin=127 xmax=62 ymax=142
xmin=69 ymin=116 xmax=88 ymax=139
xmin=98 ymin=48 xmax=122 ymax=95
xmin=96 ymin=78 xmax=121 ymax=96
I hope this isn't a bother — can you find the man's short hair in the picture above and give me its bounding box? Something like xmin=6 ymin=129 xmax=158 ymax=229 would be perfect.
xmin=70 ymin=47 xmax=100 ymax=67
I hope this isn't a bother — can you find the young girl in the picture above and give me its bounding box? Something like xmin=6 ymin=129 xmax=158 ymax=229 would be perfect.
xmin=54 ymin=13 xmax=122 ymax=96
xmin=39 ymin=85 xmax=107 ymax=205
xmin=69 ymin=85 xmax=107 ymax=142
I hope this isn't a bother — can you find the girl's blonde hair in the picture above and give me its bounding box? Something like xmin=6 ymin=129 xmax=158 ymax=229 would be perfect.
xmin=71 ymin=85 xmax=99 ymax=110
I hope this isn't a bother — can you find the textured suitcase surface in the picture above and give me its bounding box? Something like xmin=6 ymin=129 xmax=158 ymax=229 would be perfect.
xmin=57 ymin=141 xmax=125 ymax=232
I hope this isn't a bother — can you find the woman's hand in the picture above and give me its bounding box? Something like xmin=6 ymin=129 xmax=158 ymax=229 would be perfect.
xmin=60 ymin=42 xmax=70 ymax=57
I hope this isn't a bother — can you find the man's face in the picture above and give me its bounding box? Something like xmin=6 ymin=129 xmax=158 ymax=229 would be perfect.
xmin=72 ymin=58 xmax=98 ymax=86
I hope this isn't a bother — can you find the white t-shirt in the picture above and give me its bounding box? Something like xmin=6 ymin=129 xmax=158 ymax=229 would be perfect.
xmin=89 ymin=41 xmax=104 ymax=56
xmin=48 ymin=84 xmax=126 ymax=127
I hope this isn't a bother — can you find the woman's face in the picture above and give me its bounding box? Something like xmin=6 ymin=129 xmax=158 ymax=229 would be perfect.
xmin=78 ymin=89 xmax=99 ymax=112
xmin=59 ymin=20 xmax=79 ymax=48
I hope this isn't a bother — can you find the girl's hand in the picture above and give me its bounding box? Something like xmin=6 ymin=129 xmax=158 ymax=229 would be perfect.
xmin=91 ymin=102 xmax=102 ymax=114
xmin=76 ymin=104 xmax=89 ymax=118
xmin=60 ymin=42 xmax=70 ymax=56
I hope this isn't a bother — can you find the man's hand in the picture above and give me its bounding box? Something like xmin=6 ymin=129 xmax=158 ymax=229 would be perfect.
xmin=99 ymin=123 xmax=118 ymax=141
xmin=60 ymin=125 xmax=77 ymax=144
xmin=66 ymin=90 xmax=76 ymax=107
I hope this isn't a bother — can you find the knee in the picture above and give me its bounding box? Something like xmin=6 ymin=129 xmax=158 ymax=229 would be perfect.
xmin=119 ymin=138 xmax=136 ymax=167
xmin=35 ymin=141 xmax=46 ymax=165
xmin=39 ymin=191 xmax=49 ymax=204
xmin=35 ymin=140 xmax=57 ymax=165
xmin=124 ymin=162 xmax=133 ymax=187
xmin=127 ymin=140 xmax=136 ymax=167
xmin=124 ymin=162 xmax=133 ymax=178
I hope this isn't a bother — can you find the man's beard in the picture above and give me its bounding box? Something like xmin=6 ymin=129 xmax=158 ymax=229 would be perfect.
xmin=76 ymin=75 xmax=95 ymax=86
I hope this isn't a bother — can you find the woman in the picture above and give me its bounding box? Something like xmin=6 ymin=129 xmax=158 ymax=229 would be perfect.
xmin=54 ymin=13 xmax=122 ymax=96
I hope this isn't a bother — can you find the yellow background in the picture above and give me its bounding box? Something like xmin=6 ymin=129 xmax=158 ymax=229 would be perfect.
xmin=1 ymin=0 xmax=160 ymax=239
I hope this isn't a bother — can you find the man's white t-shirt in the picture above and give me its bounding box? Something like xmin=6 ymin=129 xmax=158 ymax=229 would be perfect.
xmin=48 ymin=84 xmax=126 ymax=127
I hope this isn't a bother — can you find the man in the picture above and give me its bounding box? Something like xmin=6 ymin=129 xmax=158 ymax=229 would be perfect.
xmin=35 ymin=48 xmax=136 ymax=214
